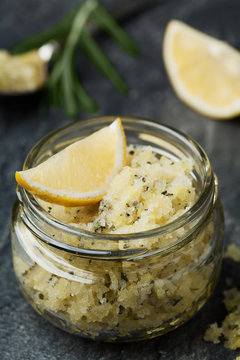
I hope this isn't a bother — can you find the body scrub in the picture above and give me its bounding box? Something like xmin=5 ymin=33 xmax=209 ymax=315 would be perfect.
xmin=11 ymin=117 xmax=224 ymax=341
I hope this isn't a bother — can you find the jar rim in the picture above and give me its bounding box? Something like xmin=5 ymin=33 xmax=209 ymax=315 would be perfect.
xmin=18 ymin=116 xmax=216 ymax=248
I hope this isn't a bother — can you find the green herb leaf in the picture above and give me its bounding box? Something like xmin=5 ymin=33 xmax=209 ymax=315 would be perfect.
xmin=74 ymin=77 xmax=98 ymax=113
xmin=48 ymin=0 xmax=99 ymax=118
xmin=11 ymin=6 xmax=80 ymax=54
xmin=91 ymin=3 xmax=139 ymax=56
xmin=61 ymin=3 xmax=94 ymax=117
xmin=80 ymin=28 xmax=128 ymax=94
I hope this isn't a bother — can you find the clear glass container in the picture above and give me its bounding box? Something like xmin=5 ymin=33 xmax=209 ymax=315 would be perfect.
xmin=11 ymin=116 xmax=224 ymax=342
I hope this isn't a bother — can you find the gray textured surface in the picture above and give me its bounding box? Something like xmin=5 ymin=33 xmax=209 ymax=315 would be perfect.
xmin=1 ymin=0 xmax=240 ymax=359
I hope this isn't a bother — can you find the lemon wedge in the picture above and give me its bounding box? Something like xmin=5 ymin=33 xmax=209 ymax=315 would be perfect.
xmin=15 ymin=118 xmax=126 ymax=206
xmin=163 ymin=20 xmax=240 ymax=119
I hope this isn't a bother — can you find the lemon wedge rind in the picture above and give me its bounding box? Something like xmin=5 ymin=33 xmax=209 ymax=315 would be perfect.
xmin=163 ymin=20 xmax=240 ymax=119
xmin=15 ymin=118 xmax=126 ymax=206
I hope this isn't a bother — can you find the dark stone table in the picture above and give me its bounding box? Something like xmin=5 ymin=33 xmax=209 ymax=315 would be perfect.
xmin=1 ymin=0 xmax=240 ymax=359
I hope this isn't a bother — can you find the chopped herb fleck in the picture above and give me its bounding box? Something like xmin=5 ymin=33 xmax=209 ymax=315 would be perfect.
xmin=121 ymin=272 xmax=128 ymax=282
xmin=119 ymin=305 xmax=125 ymax=315
xmin=129 ymin=150 xmax=135 ymax=155
xmin=69 ymin=271 xmax=74 ymax=275
xmin=119 ymin=305 xmax=125 ymax=314
xmin=39 ymin=293 xmax=44 ymax=300
xmin=173 ymin=297 xmax=182 ymax=306
xmin=161 ymin=191 xmax=167 ymax=195
xmin=94 ymin=221 xmax=102 ymax=231
xmin=94 ymin=221 xmax=105 ymax=232
xmin=30 ymin=264 xmax=36 ymax=271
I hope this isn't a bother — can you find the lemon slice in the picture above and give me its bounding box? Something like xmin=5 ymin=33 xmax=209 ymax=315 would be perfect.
xmin=163 ymin=19 xmax=240 ymax=119
xmin=15 ymin=118 xmax=126 ymax=206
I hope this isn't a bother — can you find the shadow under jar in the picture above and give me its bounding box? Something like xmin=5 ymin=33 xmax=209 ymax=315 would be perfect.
xmin=11 ymin=116 xmax=224 ymax=342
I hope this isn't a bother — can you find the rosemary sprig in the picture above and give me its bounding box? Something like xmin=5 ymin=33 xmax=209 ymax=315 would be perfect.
xmin=11 ymin=0 xmax=139 ymax=118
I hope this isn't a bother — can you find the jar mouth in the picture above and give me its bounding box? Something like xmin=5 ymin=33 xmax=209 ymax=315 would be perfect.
xmin=18 ymin=116 xmax=216 ymax=244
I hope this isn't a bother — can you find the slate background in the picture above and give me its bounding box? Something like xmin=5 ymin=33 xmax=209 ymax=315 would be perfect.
xmin=1 ymin=0 xmax=240 ymax=359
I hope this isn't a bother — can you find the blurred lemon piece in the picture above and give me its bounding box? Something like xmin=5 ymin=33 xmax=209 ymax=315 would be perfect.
xmin=15 ymin=118 xmax=126 ymax=206
xmin=0 ymin=50 xmax=47 ymax=93
xmin=163 ymin=20 xmax=240 ymax=119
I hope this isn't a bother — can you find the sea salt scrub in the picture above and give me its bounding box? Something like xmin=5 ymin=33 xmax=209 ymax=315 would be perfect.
xmin=204 ymin=244 xmax=240 ymax=350
xmin=90 ymin=145 xmax=196 ymax=234
xmin=11 ymin=117 xmax=224 ymax=341
xmin=42 ymin=145 xmax=196 ymax=236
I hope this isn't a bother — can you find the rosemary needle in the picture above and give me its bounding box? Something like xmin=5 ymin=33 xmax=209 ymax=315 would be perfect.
xmin=49 ymin=1 xmax=98 ymax=117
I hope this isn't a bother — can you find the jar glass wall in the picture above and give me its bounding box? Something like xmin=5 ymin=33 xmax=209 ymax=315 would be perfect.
xmin=11 ymin=117 xmax=224 ymax=342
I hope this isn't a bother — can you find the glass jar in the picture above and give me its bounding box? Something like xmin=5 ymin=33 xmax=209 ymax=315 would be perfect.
xmin=11 ymin=116 xmax=224 ymax=342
